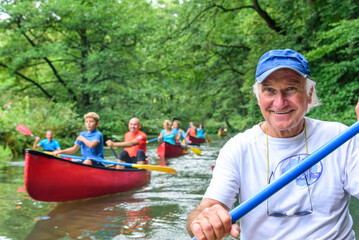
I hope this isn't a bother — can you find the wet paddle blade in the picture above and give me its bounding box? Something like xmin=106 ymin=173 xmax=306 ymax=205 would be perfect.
xmin=16 ymin=124 xmax=33 ymax=136
xmin=207 ymin=138 xmax=212 ymax=143
xmin=132 ymin=163 xmax=177 ymax=174
xmin=190 ymin=147 xmax=202 ymax=155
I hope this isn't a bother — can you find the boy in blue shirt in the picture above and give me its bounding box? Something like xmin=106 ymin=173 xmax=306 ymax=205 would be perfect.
xmin=53 ymin=112 xmax=104 ymax=166
xmin=33 ymin=130 xmax=61 ymax=152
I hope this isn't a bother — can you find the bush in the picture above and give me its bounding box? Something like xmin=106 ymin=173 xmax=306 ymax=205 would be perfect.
xmin=0 ymin=92 xmax=82 ymax=157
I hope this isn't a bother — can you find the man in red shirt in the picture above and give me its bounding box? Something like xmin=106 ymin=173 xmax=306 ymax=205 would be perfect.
xmin=106 ymin=118 xmax=147 ymax=169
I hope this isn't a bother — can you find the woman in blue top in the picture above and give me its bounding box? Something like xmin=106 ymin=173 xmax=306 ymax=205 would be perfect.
xmin=158 ymin=120 xmax=178 ymax=145
xmin=196 ymin=123 xmax=206 ymax=139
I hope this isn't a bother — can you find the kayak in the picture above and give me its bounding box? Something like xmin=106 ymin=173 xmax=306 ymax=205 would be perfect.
xmin=157 ymin=142 xmax=187 ymax=158
xmin=188 ymin=135 xmax=206 ymax=145
xmin=24 ymin=149 xmax=151 ymax=202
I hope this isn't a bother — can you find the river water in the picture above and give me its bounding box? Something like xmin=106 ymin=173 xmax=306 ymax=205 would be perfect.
xmin=0 ymin=135 xmax=358 ymax=240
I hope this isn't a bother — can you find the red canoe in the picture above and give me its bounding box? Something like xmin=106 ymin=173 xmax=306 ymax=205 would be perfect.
xmin=157 ymin=142 xmax=187 ymax=158
xmin=24 ymin=150 xmax=151 ymax=202
xmin=189 ymin=135 xmax=206 ymax=145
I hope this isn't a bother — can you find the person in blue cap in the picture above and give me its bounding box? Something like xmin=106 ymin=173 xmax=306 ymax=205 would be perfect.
xmin=187 ymin=49 xmax=359 ymax=240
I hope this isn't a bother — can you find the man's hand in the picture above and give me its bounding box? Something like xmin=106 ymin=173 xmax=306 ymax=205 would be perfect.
xmin=106 ymin=140 xmax=114 ymax=147
xmin=52 ymin=150 xmax=61 ymax=156
xmin=190 ymin=204 xmax=240 ymax=240
xmin=76 ymin=135 xmax=86 ymax=142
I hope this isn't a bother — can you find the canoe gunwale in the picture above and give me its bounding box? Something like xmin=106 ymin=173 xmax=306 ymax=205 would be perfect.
xmin=26 ymin=149 xmax=146 ymax=172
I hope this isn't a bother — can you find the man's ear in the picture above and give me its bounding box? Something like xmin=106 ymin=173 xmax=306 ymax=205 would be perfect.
xmin=308 ymin=86 xmax=314 ymax=104
xmin=308 ymin=87 xmax=314 ymax=103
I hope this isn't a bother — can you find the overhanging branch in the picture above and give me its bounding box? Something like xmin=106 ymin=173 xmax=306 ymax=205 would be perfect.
xmin=0 ymin=62 xmax=56 ymax=101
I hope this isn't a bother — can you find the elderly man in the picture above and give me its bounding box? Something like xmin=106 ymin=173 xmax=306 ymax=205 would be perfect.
xmin=187 ymin=49 xmax=359 ymax=240
xmin=106 ymin=118 xmax=147 ymax=169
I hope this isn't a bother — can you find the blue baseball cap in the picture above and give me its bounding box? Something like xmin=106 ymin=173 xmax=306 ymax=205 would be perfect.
xmin=255 ymin=49 xmax=311 ymax=83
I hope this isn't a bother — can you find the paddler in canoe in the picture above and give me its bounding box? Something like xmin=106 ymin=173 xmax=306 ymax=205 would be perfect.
xmin=53 ymin=112 xmax=104 ymax=166
xmin=217 ymin=125 xmax=228 ymax=136
xmin=187 ymin=49 xmax=359 ymax=240
xmin=158 ymin=119 xmax=178 ymax=145
xmin=106 ymin=118 xmax=147 ymax=169
xmin=196 ymin=123 xmax=206 ymax=140
xmin=186 ymin=121 xmax=197 ymax=138
xmin=33 ymin=130 xmax=61 ymax=152
xmin=172 ymin=120 xmax=191 ymax=147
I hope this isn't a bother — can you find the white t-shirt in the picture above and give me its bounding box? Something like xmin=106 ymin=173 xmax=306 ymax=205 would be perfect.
xmin=204 ymin=118 xmax=359 ymax=240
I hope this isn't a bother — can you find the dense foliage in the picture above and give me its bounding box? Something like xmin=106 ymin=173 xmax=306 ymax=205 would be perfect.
xmin=0 ymin=0 xmax=358 ymax=157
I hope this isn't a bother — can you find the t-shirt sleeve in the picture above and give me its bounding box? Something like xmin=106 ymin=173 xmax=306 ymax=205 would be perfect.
xmin=344 ymin=133 xmax=359 ymax=198
xmin=55 ymin=140 xmax=61 ymax=149
xmin=203 ymin=138 xmax=241 ymax=209
xmin=38 ymin=140 xmax=45 ymax=147
xmin=94 ymin=132 xmax=101 ymax=142
xmin=74 ymin=133 xmax=82 ymax=146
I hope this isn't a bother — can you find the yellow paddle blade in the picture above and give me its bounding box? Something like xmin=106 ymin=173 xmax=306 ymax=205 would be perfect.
xmin=190 ymin=147 xmax=202 ymax=155
xmin=131 ymin=164 xmax=177 ymax=174
xmin=207 ymin=138 xmax=212 ymax=143
xmin=43 ymin=151 xmax=59 ymax=157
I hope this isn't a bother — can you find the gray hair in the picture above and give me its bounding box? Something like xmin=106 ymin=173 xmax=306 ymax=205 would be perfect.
xmin=252 ymin=78 xmax=321 ymax=113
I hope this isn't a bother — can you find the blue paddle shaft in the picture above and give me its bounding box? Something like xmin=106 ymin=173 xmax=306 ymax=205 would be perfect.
xmin=147 ymin=137 xmax=158 ymax=143
xmin=59 ymin=154 xmax=134 ymax=168
xmin=192 ymin=120 xmax=359 ymax=240
xmin=110 ymin=147 xmax=119 ymax=159
xmin=59 ymin=154 xmax=84 ymax=160
xmin=229 ymin=120 xmax=359 ymax=222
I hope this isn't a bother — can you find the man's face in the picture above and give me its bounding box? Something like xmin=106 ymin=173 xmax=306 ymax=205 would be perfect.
xmin=258 ymin=69 xmax=311 ymax=137
xmin=173 ymin=122 xmax=179 ymax=129
xmin=46 ymin=131 xmax=53 ymax=141
xmin=128 ymin=119 xmax=140 ymax=133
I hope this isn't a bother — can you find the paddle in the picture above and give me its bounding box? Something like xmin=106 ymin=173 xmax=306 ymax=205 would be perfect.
xmin=187 ymin=145 xmax=202 ymax=155
xmin=191 ymin=120 xmax=359 ymax=240
xmin=16 ymin=124 xmax=55 ymax=151
xmin=207 ymin=137 xmax=212 ymax=143
xmin=146 ymin=137 xmax=158 ymax=143
xmin=177 ymin=131 xmax=202 ymax=155
xmin=57 ymin=152 xmax=177 ymax=174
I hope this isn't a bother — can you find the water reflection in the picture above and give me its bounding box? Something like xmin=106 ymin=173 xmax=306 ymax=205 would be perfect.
xmin=2 ymin=135 xmax=358 ymax=239
xmin=25 ymin=193 xmax=153 ymax=239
